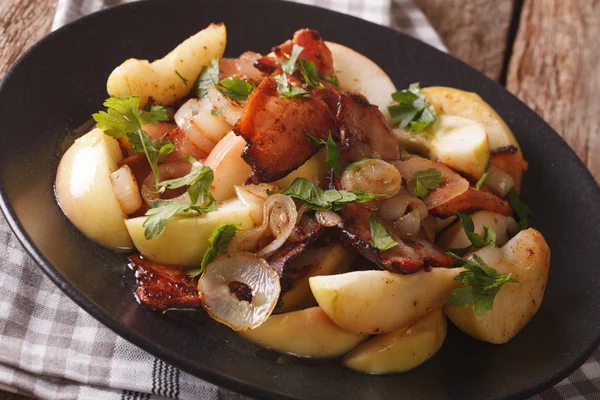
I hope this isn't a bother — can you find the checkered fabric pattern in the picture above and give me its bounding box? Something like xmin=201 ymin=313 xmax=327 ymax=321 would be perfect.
xmin=0 ymin=0 xmax=597 ymax=399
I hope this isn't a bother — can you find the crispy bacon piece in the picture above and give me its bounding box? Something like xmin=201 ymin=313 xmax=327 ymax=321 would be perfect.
xmin=255 ymin=29 xmax=334 ymax=76
xmin=234 ymin=76 xmax=337 ymax=183
xmin=339 ymin=204 xmax=454 ymax=274
xmin=491 ymin=145 xmax=528 ymax=194
xmin=267 ymin=215 xmax=323 ymax=276
xmin=162 ymin=127 xmax=207 ymax=162
xmin=129 ymin=255 xmax=201 ymax=311
xmin=430 ymin=187 xmax=513 ymax=218
xmin=336 ymin=93 xmax=400 ymax=162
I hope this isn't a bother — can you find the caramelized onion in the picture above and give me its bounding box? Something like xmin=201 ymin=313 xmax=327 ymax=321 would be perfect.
xmin=379 ymin=192 xmax=428 ymax=222
xmin=110 ymin=165 xmax=142 ymax=215
xmin=227 ymin=194 xmax=298 ymax=257
xmin=198 ymin=252 xmax=280 ymax=331
xmin=393 ymin=211 xmax=421 ymax=238
xmin=483 ymin=166 xmax=515 ymax=197
xmin=340 ymin=159 xmax=402 ymax=196
xmin=315 ymin=210 xmax=342 ymax=227
xmin=140 ymin=162 xmax=191 ymax=206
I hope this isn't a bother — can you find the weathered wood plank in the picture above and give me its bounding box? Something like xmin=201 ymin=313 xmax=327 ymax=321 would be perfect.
xmin=415 ymin=0 xmax=514 ymax=80
xmin=507 ymin=0 xmax=600 ymax=182
xmin=0 ymin=0 xmax=57 ymax=78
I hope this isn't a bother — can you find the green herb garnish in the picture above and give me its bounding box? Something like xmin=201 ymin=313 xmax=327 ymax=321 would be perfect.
xmin=454 ymin=211 xmax=497 ymax=248
xmin=93 ymin=96 xmax=173 ymax=185
xmin=275 ymin=73 xmax=310 ymax=98
xmin=175 ymin=70 xmax=188 ymax=86
xmin=305 ymin=132 xmax=345 ymax=177
xmin=369 ymin=216 xmax=398 ymax=251
xmin=143 ymin=197 xmax=217 ymax=240
xmin=192 ymin=59 xmax=219 ymax=99
xmin=215 ymin=76 xmax=256 ymax=101
xmin=508 ymin=188 xmax=532 ymax=230
xmin=413 ymin=168 xmax=443 ymax=197
xmin=273 ymin=178 xmax=384 ymax=211
xmin=476 ymin=158 xmax=493 ymax=189
xmin=388 ymin=82 xmax=438 ymax=133
xmin=188 ymin=224 xmax=238 ymax=278
xmin=447 ymin=252 xmax=519 ymax=316
xmin=157 ymin=154 xmax=214 ymax=205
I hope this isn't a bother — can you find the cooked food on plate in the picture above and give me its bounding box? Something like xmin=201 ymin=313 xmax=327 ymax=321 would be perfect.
xmin=54 ymin=23 xmax=550 ymax=374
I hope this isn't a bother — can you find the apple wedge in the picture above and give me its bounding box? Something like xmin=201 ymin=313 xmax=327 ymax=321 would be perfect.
xmin=444 ymin=229 xmax=550 ymax=344
xmin=326 ymin=41 xmax=397 ymax=122
xmin=107 ymin=23 xmax=226 ymax=107
xmin=240 ymin=307 xmax=367 ymax=358
xmin=421 ymin=86 xmax=521 ymax=152
xmin=436 ymin=211 xmax=518 ymax=250
xmin=343 ymin=309 xmax=446 ymax=374
xmin=56 ymin=128 xmax=133 ymax=251
xmin=125 ymin=197 xmax=262 ymax=267
xmin=277 ymin=243 xmax=355 ymax=313
xmin=309 ymin=268 xmax=461 ymax=334
xmin=275 ymin=148 xmax=328 ymax=189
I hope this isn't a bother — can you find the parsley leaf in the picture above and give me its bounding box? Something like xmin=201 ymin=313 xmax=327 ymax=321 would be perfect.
xmin=143 ymin=197 xmax=217 ymax=240
xmin=211 ymin=104 xmax=225 ymax=116
xmin=281 ymin=44 xmax=304 ymax=75
xmin=447 ymin=252 xmax=519 ymax=316
xmin=305 ymin=132 xmax=345 ymax=177
xmin=476 ymin=158 xmax=493 ymax=189
xmin=388 ymin=82 xmax=438 ymax=133
xmin=193 ymin=59 xmax=219 ymax=99
xmin=508 ymin=188 xmax=532 ymax=230
xmin=199 ymin=223 xmax=238 ymax=274
xmin=299 ymin=59 xmax=325 ymax=89
xmin=175 ymin=70 xmax=188 ymax=86
xmin=93 ymin=96 xmax=171 ymax=184
xmin=215 ymin=76 xmax=256 ymax=101
xmin=157 ymin=154 xmax=214 ymax=204
xmin=413 ymin=168 xmax=443 ymax=197
xmin=454 ymin=211 xmax=498 ymax=248
xmin=275 ymin=73 xmax=310 ymax=99
xmin=369 ymin=217 xmax=398 ymax=251
xmin=322 ymin=70 xmax=340 ymax=87
xmin=346 ymin=158 xmax=376 ymax=171
xmin=274 ymin=178 xmax=384 ymax=211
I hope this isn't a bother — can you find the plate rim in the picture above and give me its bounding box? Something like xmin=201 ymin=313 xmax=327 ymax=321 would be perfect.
xmin=0 ymin=0 xmax=599 ymax=398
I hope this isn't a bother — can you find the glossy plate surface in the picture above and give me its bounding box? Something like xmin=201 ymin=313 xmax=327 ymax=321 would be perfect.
xmin=1 ymin=0 xmax=599 ymax=398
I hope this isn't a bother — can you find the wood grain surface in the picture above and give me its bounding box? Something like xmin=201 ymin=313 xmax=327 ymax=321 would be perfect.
xmin=507 ymin=0 xmax=600 ymax=182
xmin=415 ymin=0 xmax=514 ymax=80
xmin=0 ymin=0 xmax=598 ymax=398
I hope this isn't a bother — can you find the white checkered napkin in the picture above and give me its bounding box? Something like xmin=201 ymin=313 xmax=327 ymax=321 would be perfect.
xmin=1 ymin=0 xmax=598 ymax=399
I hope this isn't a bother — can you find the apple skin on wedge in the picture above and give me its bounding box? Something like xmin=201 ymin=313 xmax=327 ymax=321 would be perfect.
xmin=125 ymin=197 xmax=262 ymax=267
xmin=309 ymin=268 xmax=461 ymax=335
xmin=239 ymin=307 xmax=367 ymax=358
xmin=343 ymin=309 xmax=446 ymax=374
xmin=55 ymin=128 xmax=133 ymax=251
xmin=444 ymin=229 xmax=550 ymax=344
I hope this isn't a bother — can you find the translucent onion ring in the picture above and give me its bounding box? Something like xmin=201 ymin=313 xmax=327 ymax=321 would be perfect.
xmin=140 ymin=162 xmax=191 ymax=206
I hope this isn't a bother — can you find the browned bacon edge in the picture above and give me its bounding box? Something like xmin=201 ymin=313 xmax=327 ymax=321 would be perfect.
xmin=129 ymin=254 xmax=201 ymax=312
xmin=338 ymin=204 xmax=454 ymax=274
xmin=490 ymin=145 xmax=528 ymax=194
xmin=430 ymin=187 xmax=513 ymax=218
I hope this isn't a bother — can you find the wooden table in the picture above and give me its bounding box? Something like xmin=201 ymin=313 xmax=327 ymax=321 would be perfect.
xmin=0 ymin=0 xmax=598 ymax=398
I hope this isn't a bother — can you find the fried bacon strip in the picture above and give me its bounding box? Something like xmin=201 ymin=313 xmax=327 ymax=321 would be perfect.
xmin=234 ymin=76 xmax=337 ymax=183
xmin=129 ymin=254 xmax=201 ymax=311
xmin=339 ymin=204 xmax=454 ymax=274
xmin=491 ymin=145 xmax=528 ymax=194
xmin=267 ymin=215 xmax=323 ymax=276
xmin=430 ymin=187 xmax=513 ymax=218
xmin=336 ymin=93 xmax=400 ymax=162
xmin=255 ymin=29 xmax=334 ymax=76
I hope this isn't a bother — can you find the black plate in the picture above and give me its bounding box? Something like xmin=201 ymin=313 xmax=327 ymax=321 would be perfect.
xmin=1 ymin=0 xmax=599 ymax=398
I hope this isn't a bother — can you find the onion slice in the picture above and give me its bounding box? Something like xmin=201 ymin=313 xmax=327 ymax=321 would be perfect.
xmin=340 ymin=159 xmax=402 ymax=196
xmin=315 ymin=210 xmax=342 ymax=227
xmin=227 ymin=194 xmax=298 ymax=258
xmin=110 ymin=165 xmax=142 ymax=215
xmin=140 ymin=162 xmax=191 ymax=206
xmin=198 ymin=252 xmax=280 ymax=331
xmin=483 ymin=166 xmax=515 ymax=197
